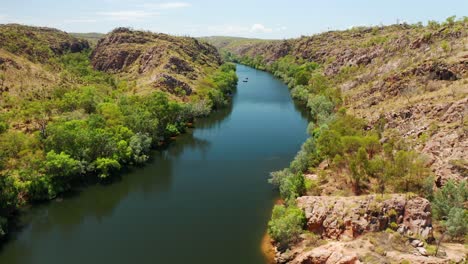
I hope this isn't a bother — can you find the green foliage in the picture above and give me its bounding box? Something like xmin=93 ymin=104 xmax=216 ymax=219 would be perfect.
xmin=280 ymin=173 xmax=305 ymax=201
xmin=349 ymin=147 xmax=369 ymax=194
xmin=95 ymin=158 xmax=121 ymax=179
xmin=444 ymin=15 xmax=457 ymax=26
xmin=43 ymin=150 xmax=82 ymax=195
xmin=0 ymin=121 xmax=8 ymax=134
xmin=268 ymin=204 xmax=305 ymax=249
xmin=432 ymin=180 xmax=468 ymax=239
xmin=444 ymin=208 xmax=468 ymax=239
xmin=291 ymin=85 xmax=310 ymax=102
xmin=269 ymin=169 xmax=305 ymax=201
xmin=427 ymin=20 xmax=440 ymax=30
xmin=0 ymin=175 xmax=19 ymax=215
xmin=317 ymin=129 xmax=342 ymax=160
xmin=432 ymin=180 xmax=467 ymax=220
xmin=307 ymin=95 xmax=335 ymax=125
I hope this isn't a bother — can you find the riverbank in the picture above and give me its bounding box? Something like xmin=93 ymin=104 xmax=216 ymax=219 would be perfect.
xmin=0 ymin=64 xmax=309 ymax=264
xmin=217 ymin=19 xmax=468 ymax=263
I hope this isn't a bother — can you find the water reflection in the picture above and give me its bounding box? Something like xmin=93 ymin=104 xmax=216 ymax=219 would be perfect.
xmin=0 ymin=64 xmax=309 ymax=264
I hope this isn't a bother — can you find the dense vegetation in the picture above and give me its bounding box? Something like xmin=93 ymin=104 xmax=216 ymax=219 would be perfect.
xmin=227 ymin=18 xmax=468 ymax=249
xmin=0 ymin=39 xmax=237 ymax=238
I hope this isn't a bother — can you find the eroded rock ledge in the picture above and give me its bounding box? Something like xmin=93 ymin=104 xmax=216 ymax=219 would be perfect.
xmin=297 ymin=194 xmax=432 ymax=240
xmin=275 ymin=195 xmax=466 ymax=264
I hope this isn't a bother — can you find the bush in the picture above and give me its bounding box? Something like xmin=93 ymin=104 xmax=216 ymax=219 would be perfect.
xmin=279 ymin=172 xmax=305 ymax=201
xmin=268 ymin=205 xmax=305 ymax=250
xmin=432 ymin=180 xmax=467 ymax=220
xmin=95 ymin=158 xmax=121 ymax=179
xmin=269 ymin=169 xmax=306 ymax=201
xmin=307 ymin=95 xmax=335 ymax=125
xmin=432 ymin=180 xmax=468 ymax=240
xmin=444 ymin=208 xmax=467 ymax=239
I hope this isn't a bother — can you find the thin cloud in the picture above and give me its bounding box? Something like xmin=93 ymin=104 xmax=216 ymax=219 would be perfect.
xmin=142 ymin=2 xmax=191 ymax=10
xmin=64 ymin=18 xmax=97 ymax=23
xmin=97 ymin=10 xmax=159 ymax=21
xmin=205 ymin=23 xmax=284 ymax=36
xmin=250 ymin=23 xmax=273 ymax=33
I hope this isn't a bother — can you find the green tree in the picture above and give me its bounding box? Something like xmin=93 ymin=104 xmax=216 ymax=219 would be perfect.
xmin=268 ymin=205 xmax=305 ymax=250
xmin=45 ymin=151 xmax=82 ymax=193
xmin=393 ymin=150 xmax=431 ymax=193
xmin=366 ymin=156 xmax=387 ymax=194
xmin=307 ymin=95 xmax=335 ymax=125
xmin=294 ymin=70 xmax=309 ymax=86
xmin=279 ymin=172 xmax=305 ymax=201
xmin=444 ymin=208 xmax=468 ymax=239
xmin=349 ymin=147 xmax=369 ymax=195
xmin=432 ymin=180 xmax=467 ymax=220
xmin=317 ymin=129 xmax=342 ymax=161
xmin=95 ymin=158 xmax=121 ymax=179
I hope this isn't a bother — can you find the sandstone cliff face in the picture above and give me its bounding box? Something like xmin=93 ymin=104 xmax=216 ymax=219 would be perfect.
xmin=272 ymin=194 xmax=466 ymax=264
xmin=91 ymin=28 xmax=222 ymax=96
xmin=297 ymin=195 xmax=433 ymax=241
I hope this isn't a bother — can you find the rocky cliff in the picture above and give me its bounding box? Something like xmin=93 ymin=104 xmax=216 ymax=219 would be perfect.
xmin=207 ymin=20 xmax=467 ymax=264
xmin=0 ymin=24 xmax=90 ymax=98
xmin=91 ymin=27 xmax=222 ymax=96
xmin=272 ymin=195 xmax=465 ymax=264
xmin=208 ymin=22 xmax=467 ymax=183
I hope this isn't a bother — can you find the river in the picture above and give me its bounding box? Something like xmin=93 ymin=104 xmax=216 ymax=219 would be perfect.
xmin=0 ymin=64 xmax=309 ymax=264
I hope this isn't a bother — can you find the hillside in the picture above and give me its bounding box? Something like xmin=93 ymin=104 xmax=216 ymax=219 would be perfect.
xmin=0 ymin=24 xmax=236 ymax=239
xmin=70 ymin=32 xmax=105 ymax=46
xmin=200 ymin=36 xmax=274 ymax=51
xmin=92 ymin=28 xmax=222 ymax=96
xmin=208 ymin=18 xmax=468 ymax=263
xmin=209 ymin=21 xmax=467 ymax=183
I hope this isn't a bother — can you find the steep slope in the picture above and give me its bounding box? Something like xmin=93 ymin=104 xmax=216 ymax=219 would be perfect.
xmin=0 ymin=24 xmax=236 ymax=240
xmin=208 ymin=19 xmax=467 ymax=264
xmin=91 ymin=28 xmax=222 ymax=96
xmin=0 ymin=24 xmax=89 ymax=99
xmin=199 ymin=36 xmax=273 ymax=51
xmin=210 ymin=22 xmax=468 ymax=183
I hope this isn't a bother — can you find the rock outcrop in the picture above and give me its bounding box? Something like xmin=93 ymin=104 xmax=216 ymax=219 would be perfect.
xmin=0 ymin=24 xmax=89 ymax=62
xmin=208 ymin=23 xmax=468 ymax=182
xmin=297 ymin=195 xmax=433 ymax=240
xmin=91 ymin=28 xmax=222 ymax=95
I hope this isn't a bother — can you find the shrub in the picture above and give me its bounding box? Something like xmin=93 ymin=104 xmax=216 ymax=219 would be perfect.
xmin=317 ymin=129 xmax=342 ymax=160
xmin=432 ymin=180 xmax=467 ymax=220
xmin=444 ymin=208 xmax=468 ymax=239
xmin=432 ymin=180 xmax=468 ymax=240
xmin=268 ymin=205 xmax=305 ymax=250
xmin=95 ymin=158 xmax=121 ymax=179
xmin=279 ymin=172 xmax=306 ymax=201
xmin=307 ymin=95 xmax=335 ymax=125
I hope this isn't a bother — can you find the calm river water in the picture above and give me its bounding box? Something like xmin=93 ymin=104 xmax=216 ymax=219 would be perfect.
xmin=0 ymin=64 xmax=309 ymax=264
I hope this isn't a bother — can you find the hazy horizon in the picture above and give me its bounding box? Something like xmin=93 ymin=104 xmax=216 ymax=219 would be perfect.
xmin=1 ymin=0 xmax=467 ymax=39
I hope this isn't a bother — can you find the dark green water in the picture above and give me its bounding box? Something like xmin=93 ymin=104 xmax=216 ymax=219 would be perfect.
xmin=0 ymin=65 xmax=308 ymax=264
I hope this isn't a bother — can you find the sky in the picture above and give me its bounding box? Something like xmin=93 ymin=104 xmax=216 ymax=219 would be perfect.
xmin=0 ymin=0 xmax=467 ymax=39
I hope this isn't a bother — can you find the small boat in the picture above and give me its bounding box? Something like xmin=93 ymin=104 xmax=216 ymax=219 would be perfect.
xmin=242 ymin=80 xmax=248 ymax=82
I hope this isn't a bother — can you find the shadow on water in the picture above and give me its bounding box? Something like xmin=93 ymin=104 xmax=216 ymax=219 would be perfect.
xmin=0 ymin=89 xmax=235 ymax=260
xmin=0 ymin=64 xmax=308 ymax=264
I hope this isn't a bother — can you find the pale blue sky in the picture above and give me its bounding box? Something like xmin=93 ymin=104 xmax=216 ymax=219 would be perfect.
xmin=1 ymin=0 xmax=467 ymax=38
